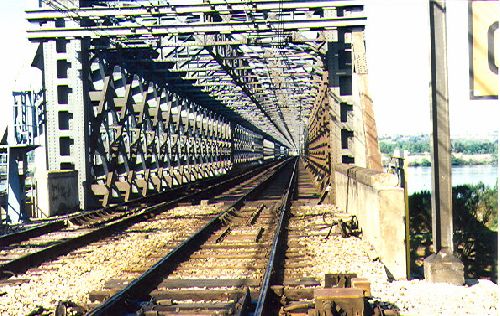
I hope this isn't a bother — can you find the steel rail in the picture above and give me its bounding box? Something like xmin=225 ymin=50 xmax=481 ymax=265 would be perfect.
xmin=0 ymin=221 xmax=66 ymax=248
xmin=0 ymin=209 xmax=133 ymax=249
xmin=0 ymin=159 xmax=282 ymax=279
xmin=0 ymin=160 xmax=273 ymax=248
xmin=254 ymin=157 xmax=298 ymax=315
xmin=86 ymin=157 xmax=294 ymax=315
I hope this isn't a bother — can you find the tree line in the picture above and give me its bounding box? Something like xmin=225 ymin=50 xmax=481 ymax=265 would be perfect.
xmin=379 ymin=135 xmax=498 ymax=156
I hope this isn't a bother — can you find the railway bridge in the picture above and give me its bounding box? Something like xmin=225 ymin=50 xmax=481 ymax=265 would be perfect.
xmin=0 ymin=0 xmax=497 ymax=315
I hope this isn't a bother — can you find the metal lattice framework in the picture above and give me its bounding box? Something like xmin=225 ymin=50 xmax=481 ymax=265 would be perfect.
xmin=26 ymin=0 xmax=375 ymax=207
xmin=233 ymin=124 xmax=263 ymax=164
xmin=88 ymin=57 xmax=232 ymax=205
xmin=303 ymin=78 xmax=331 ymax=191
xmin=27 ymin=0 xmax=366 ymax=148
xmin=12 ymin=91 xmax=45 ymax=146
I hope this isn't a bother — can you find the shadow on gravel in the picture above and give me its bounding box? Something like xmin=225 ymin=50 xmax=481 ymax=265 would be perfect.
xmin=409 ymin=183 xmax=498 ymax=282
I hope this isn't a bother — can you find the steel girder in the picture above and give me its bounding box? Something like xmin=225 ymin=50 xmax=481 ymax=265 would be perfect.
xmin=303 ymin=78 xmax=332 ymax=191
xmin=27 ymin=0 xmax=365 ymax=151
xmin=29 ymin=1 xmax=363 ymax=20
xmin=27 ymin=0 xmax=373 ymax=207
xmin=27 ymin=3 xmax=365 ymax=38
xmin=88 ymin=56 xmax=234 ymax=205
xmin=232 ymin=125 xmax=263 ymax=164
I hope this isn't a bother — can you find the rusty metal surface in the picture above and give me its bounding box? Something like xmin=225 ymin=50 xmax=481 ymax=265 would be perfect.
xmin=0 ymin=160 xmax=272 ymax=248
xmin=314 ymin=288 xmax=365 ymax=316
xmin=0 ymin=221 xmax=66 ymax=248
xmin=325 ymin=274 xmax=358 ymax=289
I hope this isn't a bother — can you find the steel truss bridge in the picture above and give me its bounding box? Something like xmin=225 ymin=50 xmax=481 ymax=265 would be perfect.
xmin=25 ymin=0 xmax=383 ymax=209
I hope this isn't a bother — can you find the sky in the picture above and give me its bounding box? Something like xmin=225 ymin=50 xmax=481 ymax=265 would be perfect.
xmin=365 ymin=0 xmax=498 ymax=137
xmin=0 ymin=0 xmax=497 ymax=139
xmin=0 ymin=0 xmax=41 ymax=138
xmin=0 ymin=1 xmax=40 ymax=90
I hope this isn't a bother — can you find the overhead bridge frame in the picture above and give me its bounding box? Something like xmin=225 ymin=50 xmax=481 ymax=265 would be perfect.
xmin=27 ymin=0 xmax=380 ymax=208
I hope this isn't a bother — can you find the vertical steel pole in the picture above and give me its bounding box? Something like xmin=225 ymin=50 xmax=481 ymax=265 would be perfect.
xmin=425 ymin=0 xmax=464 ymax=285
xmin=429 ymin=0 xmax=453 ymax=253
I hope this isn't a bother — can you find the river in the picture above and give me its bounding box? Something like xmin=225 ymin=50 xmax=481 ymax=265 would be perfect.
xmin=407 ymin=165 xmax=498 ymax=194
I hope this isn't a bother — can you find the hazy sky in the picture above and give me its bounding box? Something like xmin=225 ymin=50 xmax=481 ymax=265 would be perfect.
xmin=0 ymin=1 xmax=40 ymax=90
xmin=365 ymin=0 xmax=498 ymax=137
xmin=0 ymin=0 xmax=497 ymax=138
xmin=0 ymin=0 xmax=41 ymax=137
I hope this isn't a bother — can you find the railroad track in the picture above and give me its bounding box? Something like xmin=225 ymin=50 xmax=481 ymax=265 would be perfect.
xmin=1 ymin=159 xmax=401 ymax=316
xmin=84 ymin=158 xmax=298 ymax=315
xmin=0 ymin=208 xmax=133 ymax=249
xmin=0 ymin=160 xmax=275 ymax=249
xmin=0 ymin=160 xmax=284 ymax=280
xmin=273 ymin=161 xmax=326 ymax=315
xmin=274 ymin=161 xmax=374 ymax=316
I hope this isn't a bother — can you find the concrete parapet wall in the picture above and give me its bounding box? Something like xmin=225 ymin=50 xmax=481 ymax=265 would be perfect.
xmin=35 ymin=170 xmax=80 ymax=217
xmin=334 ymin=164 xmax=407 ymax=279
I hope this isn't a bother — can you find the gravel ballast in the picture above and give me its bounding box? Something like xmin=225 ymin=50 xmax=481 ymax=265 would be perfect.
xmin=0 ymin=205 xmax=221 ymax=315
xmin=1 ymin=201 xmax=497 ymax=315
xmin=291 ymin=204 xmax=498 ymax=316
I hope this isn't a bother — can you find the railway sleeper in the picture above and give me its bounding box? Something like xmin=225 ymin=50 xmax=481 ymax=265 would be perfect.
xmin=149 ymin=288 xmax=258 ymax=301
xmin=140 ymin=286 xmax=252 ymax=316
xmin=174 ymin=264 xmax=267 ymax=270
xmin=189 ymin=252 xmax=267 ymax=260
xmin=4 ymin=162 xmax=282 ymax=283
xmin=283 ymin=278 xmax=322 ymax=287
xmin=220 ymin=231 xmax=264 ymax=243
xmin=141 ymin=301 xmax=236 ymax=313
xmin=201 ymin=243 xmax=272 ymax=249
xmin=157 ymin=278 xmax=261 ymax=289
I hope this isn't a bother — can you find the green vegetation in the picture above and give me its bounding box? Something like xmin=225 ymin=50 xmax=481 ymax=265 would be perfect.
xmin=410 ymin=155 xmax=498 ymax=167
xmin=451 ymin=155 xmax=494 ymax=166
xmin=453 ymin=139 xmax=498 ymax=155
xmin=380 ymin=135 xmax=498 ymax=166
xmin=409 ymin=159 xmax=431 ymax=167
xmin=409 ymin=182 xmax=498 ymax=281
xmin=379 ymin=135 xmax=430 ymax=155
xmin=379 ymin=135 xmax=498 ymax=155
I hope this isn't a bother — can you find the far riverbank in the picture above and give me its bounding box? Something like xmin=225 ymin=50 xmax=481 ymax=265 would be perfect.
xmin=406 ymin=153 xmax=496 ymax=167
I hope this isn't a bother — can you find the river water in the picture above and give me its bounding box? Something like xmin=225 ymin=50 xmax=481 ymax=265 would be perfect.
xmin=407 ymin=165 xmax=498 ymax=194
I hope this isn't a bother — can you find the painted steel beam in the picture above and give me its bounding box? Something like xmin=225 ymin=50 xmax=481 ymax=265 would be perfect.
xmin=205 ymin=40 xmax=300 ymax=145
xmin=31 ymin=0 xmax=360 ymax=152
xmin=27 ymin=17 xmax=366 ymax=40
xmin=99 ymin=32 xmax=333 ymax=48
xmin=27 ymin=1 xmax=363 ymax=20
